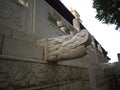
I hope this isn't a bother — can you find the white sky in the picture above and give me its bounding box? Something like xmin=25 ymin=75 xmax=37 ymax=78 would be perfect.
xmin=61 ymin=0 xmax=120 ymax=62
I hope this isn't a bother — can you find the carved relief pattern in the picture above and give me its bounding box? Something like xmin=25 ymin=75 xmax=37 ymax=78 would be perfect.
xmin=47 ymin=29 xmax=92 ymax=62
xmin=0 ymin=60 xmax=89 ymax=89
xmin=95 ymin=68 xmax=108 ymax=87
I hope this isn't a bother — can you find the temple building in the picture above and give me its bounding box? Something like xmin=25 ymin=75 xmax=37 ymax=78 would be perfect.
xmin=0 ymin=0 xmax=116 ymax=90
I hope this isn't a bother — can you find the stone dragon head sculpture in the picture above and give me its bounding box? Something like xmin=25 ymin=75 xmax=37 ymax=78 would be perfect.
xmin=47 ymin=29 xmax=92 ymax=62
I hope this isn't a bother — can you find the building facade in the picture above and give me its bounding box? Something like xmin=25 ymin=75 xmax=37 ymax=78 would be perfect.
xmin=0 ymin=0 xmax=115 ymax=90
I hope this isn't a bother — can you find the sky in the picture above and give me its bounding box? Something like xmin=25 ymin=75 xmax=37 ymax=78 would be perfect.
xmin=61 ymin=0 xmax=120 ymax=62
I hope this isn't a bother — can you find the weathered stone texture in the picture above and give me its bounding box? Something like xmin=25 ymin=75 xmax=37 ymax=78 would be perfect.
xmin=0 ymin=0 xmax=26 ymax=31
xmin=0 ymin=60 xmax=89 ymax=90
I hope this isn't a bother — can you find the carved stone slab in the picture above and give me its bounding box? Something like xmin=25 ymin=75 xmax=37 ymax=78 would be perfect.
xmin=0 ymin=60 xmax=89 ymax=90
xmin=47 ymin=29 xmax=92 ymax=62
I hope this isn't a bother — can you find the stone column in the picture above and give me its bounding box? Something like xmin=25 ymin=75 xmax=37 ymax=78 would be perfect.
xmin=70 ymin=9 xmax=82 ymax=32
xmin=73 ymin=18 xmax=81 ymax=32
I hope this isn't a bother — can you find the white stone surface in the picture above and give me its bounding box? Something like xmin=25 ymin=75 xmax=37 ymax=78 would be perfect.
xmin=73 ymin=18 xmax=81 ymax=31
xmin=47 ymin=29 xmax=91 ymax=62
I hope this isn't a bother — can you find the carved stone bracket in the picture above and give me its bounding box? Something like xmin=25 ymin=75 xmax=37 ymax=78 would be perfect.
xmin=46 ymin=29 xmax=92 ymax=62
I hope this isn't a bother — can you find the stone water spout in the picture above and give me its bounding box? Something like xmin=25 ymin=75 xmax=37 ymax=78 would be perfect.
xmin=47 ymin=29 xmax=92 ymax=62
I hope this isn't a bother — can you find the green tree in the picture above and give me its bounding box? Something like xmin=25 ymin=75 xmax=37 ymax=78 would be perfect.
xmin=93 ymin=0 xmax=120 ymax=30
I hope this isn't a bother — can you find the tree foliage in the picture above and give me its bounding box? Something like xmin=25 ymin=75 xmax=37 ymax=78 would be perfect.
xmin=93 ymin=0 xmax=120 ymax=30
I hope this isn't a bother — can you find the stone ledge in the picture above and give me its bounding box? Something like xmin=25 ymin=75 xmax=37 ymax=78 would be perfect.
xmin=0 ymin=55 xmax=45 ymax=63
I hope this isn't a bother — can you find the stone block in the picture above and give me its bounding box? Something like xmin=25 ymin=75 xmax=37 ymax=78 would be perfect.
xmin=0 ymin=60 xmax=89 ymax=89
xmin=2 ymin=35 xmax=43 ymax=60
xmin=12 ymin=30 xmax=36 ymax=43
xmin=0 ymin=24 xmax=11 ymax=36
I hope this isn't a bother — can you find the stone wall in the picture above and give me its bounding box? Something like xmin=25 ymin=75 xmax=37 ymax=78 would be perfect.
xmin=114 ymin=62 xmax=120 ymax=90
xmin=0 ymin=58 xmax=90 ymax=90
xmin=0 ymin=0 xmax=116 ymax=90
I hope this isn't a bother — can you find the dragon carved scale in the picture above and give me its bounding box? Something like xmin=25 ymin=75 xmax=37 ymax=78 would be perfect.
xmin=46 ymin=29 xmax=92 ymax=62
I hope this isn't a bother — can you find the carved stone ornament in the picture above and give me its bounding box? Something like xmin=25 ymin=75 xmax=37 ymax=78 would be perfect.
xmin=47 ymin=29 xmax=92 ymax=62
